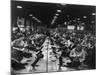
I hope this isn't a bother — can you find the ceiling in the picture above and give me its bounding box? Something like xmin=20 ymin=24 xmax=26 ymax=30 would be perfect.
xmin=11 ymin=1 xmax=96 ymax=25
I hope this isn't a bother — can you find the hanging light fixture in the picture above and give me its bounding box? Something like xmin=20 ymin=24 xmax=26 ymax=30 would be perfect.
xmin=17 ymin=6 xmax=23 ymax=9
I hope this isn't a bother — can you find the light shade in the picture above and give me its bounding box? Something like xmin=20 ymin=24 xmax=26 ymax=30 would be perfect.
xmin=32 ymin=17 xmax=35 ymax=19
xmin=55 ymin=14 xmax=59 ymax=16
xmin=29 ymin=14 xmax=33 ymax=16
xmin=17 ymin=6 xmax=23 ymax=8
xmin=57 ymin=10 xmax=61 ymax=12
xmin=83 ymin=16 xmax=87 ymax=18
xmin=60 ymin=3 xmax=67 ymax=6
xmin=77 ymin=18 xmax=80 ymax=20
xmin=92 ymin=13 xmax=96 ymax=15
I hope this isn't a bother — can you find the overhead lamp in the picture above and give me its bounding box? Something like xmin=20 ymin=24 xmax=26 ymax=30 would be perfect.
xmin=83 ymin=16 xmax=87 ymax=18
xmin=92 ymin=13 xmax=96 ymax=15
xmin=32 ymin=17 xmax=35 ymax=19
xmin=57 ymin=10 xmax=61 ymax=12
xmin=67 ymin=15 xmax=70 ymax=17
xmin=64 ymin=22 xmax=67 ymax=25
xmin=77 ymin=18 xmax=80 ymax=20
xmin=91 ymin=21 xmax=95 ymax=23
xmin=29 ymin=14 xmax=33 ymax=16
xmin=60 ymin=3 xmax=67 ymax=6
xmin=17 ymin=6 xmax=23 ymax=9
xmin=55 ymin=14 xmax=59 ymax=16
